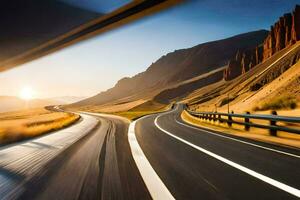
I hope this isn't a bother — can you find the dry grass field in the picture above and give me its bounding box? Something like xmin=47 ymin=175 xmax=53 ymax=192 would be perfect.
xmin=74 ymin=98 xmax=172 ymax=120
xmin=0 ymin=108 xmax=80 ymax=145
xmin=108 ymin=100 xmax=174 ymax=120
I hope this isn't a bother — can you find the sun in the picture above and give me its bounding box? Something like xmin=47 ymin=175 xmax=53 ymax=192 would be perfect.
xmin=19 ymin=86 xmax=35 ymax=100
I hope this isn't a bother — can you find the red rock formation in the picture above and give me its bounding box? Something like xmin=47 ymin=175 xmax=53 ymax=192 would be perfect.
xmin=263 ymin=13 xmax=293 ymax=60
xmin=284 ymin=14 xmax=293 ymax=46
xmin=291 ymin=5 xmax=300 ymax=43
xmin=223 ymin=53 xmax=242 ymax=80
xmin=263 ymin=5 xmax=299 ymax=60
xmin=224 ymin=5 xmax=300 ymax=81
xmin=224 ymin=45 xmax=264 ymax=80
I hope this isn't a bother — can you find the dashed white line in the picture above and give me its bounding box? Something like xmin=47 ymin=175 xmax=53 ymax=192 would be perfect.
xmin=174 ymin=118 xmax=300 ymax=159
xmin=128 ymin=119 xmax=175 ymax=200
xmin=154 ymin=115 xmax=300 ymax=198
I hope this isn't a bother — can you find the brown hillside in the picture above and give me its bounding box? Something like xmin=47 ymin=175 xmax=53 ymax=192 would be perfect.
xmin=72 ymin=30 xmax=268 ymax=108
xmin=224 ymin=5 xmax=300 ymax=80
xmin=188 ymin=41 xmax=300 ymax=113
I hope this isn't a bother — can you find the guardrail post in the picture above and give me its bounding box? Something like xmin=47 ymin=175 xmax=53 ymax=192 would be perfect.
xmin=270 ymin=110 xmax=277 ymax=136
xmin=218 ymin=114 xmax=222 ymax=123
xmin=227 ymin=111 xmax=233 ymax=127
xmin=245 ymin=111 xmax=250 ymax=131
xmin=188 ymin=110 xmax=300 ymax=135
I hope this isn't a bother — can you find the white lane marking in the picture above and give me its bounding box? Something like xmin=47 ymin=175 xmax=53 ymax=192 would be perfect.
xmin=0 ymin=113 xmax=98 ymax=198
xmin=154 ymin=115 xmax=300 ymax=198
xmin=174 ymin=118 xmax=300 ymax=159
xmin=128 ymin=120 xmax=175 ymax=200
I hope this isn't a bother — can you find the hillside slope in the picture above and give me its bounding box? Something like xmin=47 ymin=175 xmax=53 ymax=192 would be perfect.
xmin=69 ymin=5 xmax=300 ymax=119
xmin=224 ymin=5 xmax=300 ymax=80
xmin=187 ymin=41 xmax=300 ymax=113
xmin=73 ymin=30 xmax=268 ymax=109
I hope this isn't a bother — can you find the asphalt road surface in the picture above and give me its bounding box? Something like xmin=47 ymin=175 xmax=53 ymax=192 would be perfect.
xmin=0 ymin=105 xmax=299 ymax=199
xmin=134 ymin=104 xmax=300 ymax=199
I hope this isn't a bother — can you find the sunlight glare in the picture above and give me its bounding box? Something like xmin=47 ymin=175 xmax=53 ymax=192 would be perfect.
xmin=20 ymin=86 xmax=35 ymax=100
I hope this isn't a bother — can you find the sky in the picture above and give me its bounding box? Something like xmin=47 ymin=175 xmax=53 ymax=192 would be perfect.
xmin=0 ymin=0 xmax=299 ymax=99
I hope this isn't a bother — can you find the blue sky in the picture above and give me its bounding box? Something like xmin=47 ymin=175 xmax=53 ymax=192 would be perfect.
xmin=0 ymin=0 xmax=299 ymax=98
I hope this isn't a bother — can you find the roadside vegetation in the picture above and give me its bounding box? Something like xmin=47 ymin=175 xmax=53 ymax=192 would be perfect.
xmin=253 ymin=96 xmax=297 ymax=111
xmin=113 ymin=110 xmax=162 ymax=120
xmin=219 ymin=96 xmax=236 ymax=106
xmin=0 ymin=108 xmax=80 ymax=145
xmin=113 ymin=103 xmax=173 ymax=120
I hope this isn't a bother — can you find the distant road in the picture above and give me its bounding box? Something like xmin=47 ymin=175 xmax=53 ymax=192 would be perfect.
xmin=0 ymin=105 xmax=299 ymax=199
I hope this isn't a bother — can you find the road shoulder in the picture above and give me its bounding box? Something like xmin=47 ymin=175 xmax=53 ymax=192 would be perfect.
xmin=181 ymin=110 xmax=300 ymax=149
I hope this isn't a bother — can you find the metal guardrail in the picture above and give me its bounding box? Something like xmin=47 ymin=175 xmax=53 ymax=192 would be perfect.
xmin=186 ymin=109 xmax=300 ymax=136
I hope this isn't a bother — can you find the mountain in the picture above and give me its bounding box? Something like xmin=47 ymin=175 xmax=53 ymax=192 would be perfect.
xmin=0 ymin=96 xmax=60 ymax=113
xmin=69 ymin=5 xmax=300 ymax=116
xmin=186 ymin=40 xmax=300 ymax=113
xmin=224 ymin=5 xmax=300 ymax=80
xmin=0 ymin=0 xmax=101 ymax=68
xmin=73 ymin=30 xmax=268 ymax=109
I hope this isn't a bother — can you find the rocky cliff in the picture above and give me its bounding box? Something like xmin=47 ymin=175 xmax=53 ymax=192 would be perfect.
xmin=224 ymin=5 xmax=300 ymax=80
xmin=223 ymin=45 xmax=264 ymax=80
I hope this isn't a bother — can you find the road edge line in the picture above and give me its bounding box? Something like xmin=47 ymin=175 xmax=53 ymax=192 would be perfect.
xmin=154 ymin=115 xmax=300 ymax=198
xmin=175 ymin=118 xmax=300 ymax=159
xmin=128 ymin=120 xmax=175 ymax=200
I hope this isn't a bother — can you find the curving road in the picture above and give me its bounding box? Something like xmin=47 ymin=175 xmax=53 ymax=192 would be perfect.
xmin=134 ymin=104 xmax=300 ymax=200
xmin=0 ymin=104 xmax=299 ymax=199
xmin=0 ymin=112 xmax=150 ymax=200
xmin=0 ymin=113 xmax=98 ymax=199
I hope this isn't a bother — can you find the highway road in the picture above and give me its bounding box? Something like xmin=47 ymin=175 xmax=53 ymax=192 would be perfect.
xmin=0 ymin=104 xmax=299 ymax=199
xmin=0 ymin=112 xmax=150 ymax=200
xmin=134 ymin=104 xmax=300 ymax=199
